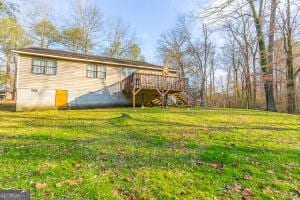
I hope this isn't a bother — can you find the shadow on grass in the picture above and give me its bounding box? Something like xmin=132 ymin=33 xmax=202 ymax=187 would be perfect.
xmin=1 ymin=110 xmax=299 ymax=199
xmin=0 ymin=101 xmax=16 ymax=112
xmin=0 ymin=108 xmax=299 ymax=199
xmin=108 ymin=114 xmax=300 ymax=132
xmin=1 ymin=112 xmax=299 ymax=137
xmin=1 ymin=130 xmax=299 ymax=169
xmin=1 ymin=112 xmax=299 ymax=171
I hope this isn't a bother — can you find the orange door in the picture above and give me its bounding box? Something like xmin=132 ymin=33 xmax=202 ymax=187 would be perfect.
xmin=55 ymin=90 xmax=68 ymax=108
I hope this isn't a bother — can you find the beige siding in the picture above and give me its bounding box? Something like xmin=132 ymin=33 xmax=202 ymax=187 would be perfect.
xmin=16 ymin=54 xmax=178 ymax=111
xmin=17 ymin=55 xmax=178 ymax=91
xmin=18 ymin=55 xmax=120 ymax=91
xmin=17 ymin=55 xmax=173 ymax=92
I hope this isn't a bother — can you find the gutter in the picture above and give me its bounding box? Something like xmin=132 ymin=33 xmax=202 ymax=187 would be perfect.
xmin=12 ymin=50 xmax=178 ymax=73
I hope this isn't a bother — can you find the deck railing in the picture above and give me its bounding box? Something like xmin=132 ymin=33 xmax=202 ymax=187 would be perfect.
xmin=122 ymin=72 xmax=188 ymax=92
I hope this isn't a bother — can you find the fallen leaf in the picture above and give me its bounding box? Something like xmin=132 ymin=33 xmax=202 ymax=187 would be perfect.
xmin=275 ymin=190 xmax=285 ymax=196
xmin=192 ymin=159 xmax=207 ymax=165
xmin=224 ymin=184 xmax=232 ymax=191
xmin=242 ymin=188 xmax=252 ymax=198
xmin=35 ymin=182 xmax=46 ymax=189
xmin=55 ymin=182 xmax=63 ymax=188
xmin=67 ymin=180 xmax=77 ymax=186
xmin=55 ymin=177 xmax=84 ymax=187
xmin=116 ymin=149 xmax=126 ymax=155
xmin=72 ymin=162 xmax=81 ymax=168
xmin=244 ymin=175 xmax=253 ymax=180
xmin=262 ymin=187 xmax=273 ymax=194
xmin=210 ymin=162 xmax=218 ymax=168
xmin=126 ymin=176 xmax=134 ymax=182
xmin=125 ymin=194 xmax=136 ymax=200
xmin=295 ymin=188 xmax=300 ymax=194
xmin=113 ymin=189 xmax=123 ymax=197
xmin=111 ymin=168 xmax=120 ymax=174
xmin=251 ymin=161 xmax=261 ymax=166
xmin=67 ymin=178 xmax=83 ymax=186
xmin=255 ymin=162 xmax=261 ymax=165
xmin=266 ymin=170 xmax=274 ymax=174
xmin=15 ymin=145 xmax=26 ymax=149
xmin=233 ymin=183 xmax=242 ymax=193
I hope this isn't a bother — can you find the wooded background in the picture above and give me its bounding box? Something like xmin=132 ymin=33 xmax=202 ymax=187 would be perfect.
xmin=0 ymin=0 xmax=299 ymax=113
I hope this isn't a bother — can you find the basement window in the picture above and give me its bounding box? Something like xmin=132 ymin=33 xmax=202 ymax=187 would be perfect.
xmin=32 ymin=58 xmax=57 ymax=75
xmin=87 ymin=64 xmax=106 ymax=79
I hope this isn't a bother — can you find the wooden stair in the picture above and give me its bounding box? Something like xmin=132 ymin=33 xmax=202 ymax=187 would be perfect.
xmin=146 ymin=98 xmax=162 ymax=107
xmin=173 ymin=92 xmax=197 ymax=107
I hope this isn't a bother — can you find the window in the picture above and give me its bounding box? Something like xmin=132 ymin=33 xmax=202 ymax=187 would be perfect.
xmin=32 ymin=58 xmax=57 ymax=75
xmin=87 ymin=64 xmax=106 ymax=79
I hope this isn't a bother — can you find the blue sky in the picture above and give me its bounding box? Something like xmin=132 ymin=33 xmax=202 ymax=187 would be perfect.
xmin=30 ymin=0 xmax=205 ymax=63
xmin=97 ymin=0 xmax=205 ymax=62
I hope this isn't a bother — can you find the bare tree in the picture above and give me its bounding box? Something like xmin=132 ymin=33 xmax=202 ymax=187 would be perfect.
xmin=267 ymin=0 xmax=279 ymax=111
xmin=104 ymin=18 xmax=137 ymax=58
xmin=0 ymin=17 xmax=31 ymax=99
xmin=221 ymin=34 xmax=244 ymax=107
xmin=159 ymin=15 xmax=219 ymax=106
xmin=198 ymin=0 xmax=277 ymax=111
xmin=31 ymin=19 xmax=60 ymax=48
xmin=157 ymin=17 xmax=188 ymax=78
xmin=277 ymin=0 xmax=300 ymax=113
xmin=60 ymin=26 xmax=86 ymax=53
xmin=71 ymin=0 xmax=103 ymax=54
xmin=225 ymin=16 xmax=254 ymax=108
xmin=0 ymin=0 xmax=18 ymax=18
xmin=186 ymin=24 xmax=214 ymax=107
xmin=208 ymin=48 xmax=217 ymax=106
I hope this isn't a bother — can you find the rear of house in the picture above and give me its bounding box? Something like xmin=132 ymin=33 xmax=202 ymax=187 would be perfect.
xmin=12 ymin=48 xmax=187 ymax=111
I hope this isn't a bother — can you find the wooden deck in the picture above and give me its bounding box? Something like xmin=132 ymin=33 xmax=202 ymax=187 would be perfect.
xmin=122 ymin=73 xmax=188 ymax=92
xmin=121 ymin=72 xmax=189 ymax=108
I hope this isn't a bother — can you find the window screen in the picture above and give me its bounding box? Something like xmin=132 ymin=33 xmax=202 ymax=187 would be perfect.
xmin=32 ymin=59 xmax=57 ymax=75
xmin=87 ymin=64 xmax=106 ymax=79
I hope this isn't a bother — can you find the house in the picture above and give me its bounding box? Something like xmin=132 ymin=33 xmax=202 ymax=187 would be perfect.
xmin=12 ymin=48 xmax=191 ymax=111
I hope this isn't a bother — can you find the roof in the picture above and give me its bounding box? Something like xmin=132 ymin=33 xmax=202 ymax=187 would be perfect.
xmin=12 ymin=47 xmax=176 ymax=72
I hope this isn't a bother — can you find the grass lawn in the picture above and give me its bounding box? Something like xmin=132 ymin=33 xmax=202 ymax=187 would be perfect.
xmin=0 ymin=107 xmax=299 ymax=199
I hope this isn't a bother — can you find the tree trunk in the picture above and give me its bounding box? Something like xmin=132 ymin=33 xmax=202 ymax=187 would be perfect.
xmin=248 ymin=0 xmax=276 ymax=111
xmin=252 ymin=51 xmax=257 ymax=106
xmin=234 ymin=67 xmax=240 ymax=106
xmin=200 ymin=78 xmax=206 ymax=107
xmin=178 ymin=59 xmax=185 ymax=78
xmin=286 ymin=0 xmax=295 ymax=113
xmin=5 ymin=55 xmax=11 ymax=99
xmin=267 ymin=0 xmax=278 ymax=112
xmin=287 ymin=54 xmax=295 ymax=113
xmin=226 ymin=66 xmax=231 ymax=108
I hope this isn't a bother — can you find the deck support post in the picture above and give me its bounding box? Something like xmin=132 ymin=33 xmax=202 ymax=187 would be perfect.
xmin=156 ymin=88 xmax=170 ymax=109
xmin=132 ymin=87 xmax=142 ymax=109
xmin=132 ymin=89 xmax=136 ymax=109
xmin=122 ymin=72 xmax=189 ymax=108
xmin=165 ymin=94 xmax=168 ymax=108
xmin=141 ymin=93 xmax=145 ymax=109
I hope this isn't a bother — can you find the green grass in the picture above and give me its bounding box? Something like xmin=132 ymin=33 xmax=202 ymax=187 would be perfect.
xmin=0 ymin=107 xmax=299 ymax=199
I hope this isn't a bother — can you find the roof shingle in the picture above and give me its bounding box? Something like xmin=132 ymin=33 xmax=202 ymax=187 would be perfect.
xmin=13 ymin=47 xmax=173 ymax=71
